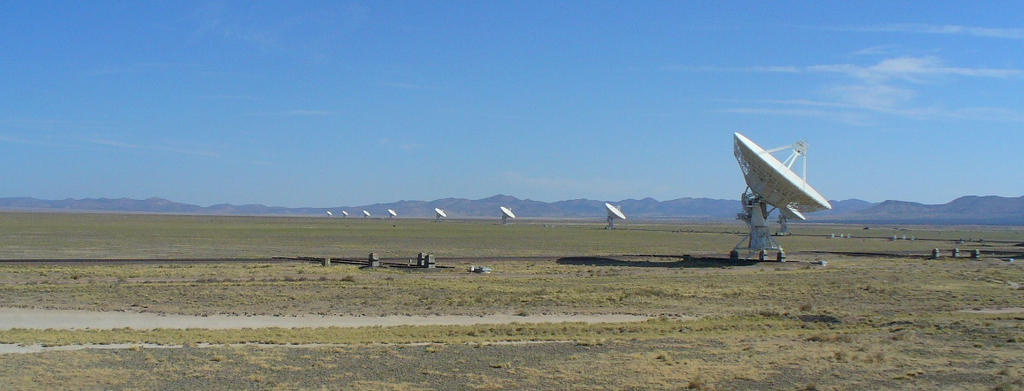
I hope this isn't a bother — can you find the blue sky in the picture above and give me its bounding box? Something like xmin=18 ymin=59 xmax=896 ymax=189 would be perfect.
xmin=2 ymin=1 xmax=1022 ymax=206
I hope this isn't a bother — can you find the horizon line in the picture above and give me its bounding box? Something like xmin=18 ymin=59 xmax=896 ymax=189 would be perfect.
xmin=1 ymin=193 xmax=1019 ymax=209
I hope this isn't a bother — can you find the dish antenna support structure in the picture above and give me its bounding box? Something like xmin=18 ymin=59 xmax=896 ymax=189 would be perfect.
xmin=733 ymin=133 xmax=831 ymax=258
xmin=777 ymin=213 xmax=792 ymax=235
xmin=605 ymin=203 xmax=626 ymax=229
xmin=499 ymin=206 xmax=516 ymax=224
xmin=434 ymin=208 xmax=447 ymax=222
xmin=386 ymin=209 xmax=397 ymax=219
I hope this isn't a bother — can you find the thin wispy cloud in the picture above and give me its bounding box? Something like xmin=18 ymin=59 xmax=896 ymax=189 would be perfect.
xmin=852 ymin=24 xmax=1024 ymax=40
xmin=722 ymin=98 xmax=1024 ymax=124
xmin=808 ymin=57 xmax=1024 ymax=81
xmin=670 ymin=57 xmax=1024 ymax=81
xmin=944 ymin=107 xmax=1024 ymax=122
xmin=378 ymin=138 xmax=421 ymax=151
xmin=659 ymin=65 xmax=800 ymax=73
xmin=87 ymin=62 xmax=202 ymax=76
xmin=850 ymin=45 xmax=900 ymax=56
xmin=0 ymin=118 xmax=113 ymax=130
xmin=824 ymin=84 xmax=915 ymax=109
xmin=1 ymin=134 xmax=224 ymax=156
xmin=279 ymin=109 xmax=333 ymax=116
xmin=0 ymin=134 xmax=73 ymax=148
xmin=717 ymin=107 xmax=867 ymax=125
xmin=87 ymin=138 xmax=136 ymax=149
xmin=716 ymin=98 xmax=857 ymax=109
xmin=382 ymin=82 xmax=432 ymax=90
xmin=187 ymin=3 xmax=369 ymax=54
xmin=245 ymin=109 xmax=333 ymax=117
xmin=189 ymin=3 xmax=282 ymax=52
xmin=199 ymin=94 xmax=259 ymax=101
xmin=705 ymin=56 xmax=1024 ymax=124
xmin=86 ymin=138 xmax=220 ymax=158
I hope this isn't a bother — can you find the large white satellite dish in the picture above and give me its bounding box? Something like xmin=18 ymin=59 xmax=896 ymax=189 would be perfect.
xmin=361 ymin=210 xmax=371 ymax=218
xmin=386 ymin=209 xmax=397 ymax=219
xmin=326 ymin=210 xmax=333 ymax=217
xmin=604 ymin=203 xmax=625 ymax=229
xmin=434 ymin=208 xmax=447 ymax=222
xmin=341 ymin=210 xmax=349 ymax=217
xmin=499 ymin=206 xmax=516 ymax=224
xmin=733 ymin=132 xmax=832 ymax=257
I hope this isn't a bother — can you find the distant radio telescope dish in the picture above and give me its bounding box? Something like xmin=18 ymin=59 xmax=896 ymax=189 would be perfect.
xmin=604 ymin=203 xmax=625 ymax=229
xmin=326 ymin=210 xmax=333 ymax=217
xmin=386 ymin=209 xmax=397 ymax=219
xmin=499 ymin=206 xmax=516 ymax=224
xmin=341 ymin=210 xmax=349 ymax=217
xmin=361 ymin=210 xmax=371 ymax=218
xmin=776 ymin=207 xmax=803 ymax=236
xmin=434 ymin=208 xmax=447 ymax=222
xmin=733 ymin=132 xmax=832 ymax=258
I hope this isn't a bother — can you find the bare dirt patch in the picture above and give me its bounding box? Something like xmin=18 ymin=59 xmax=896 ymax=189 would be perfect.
xmin=0 ymin=307 xmax=649 ymax=330
xmin=958 ymin=307 xmax=1024 ymax=314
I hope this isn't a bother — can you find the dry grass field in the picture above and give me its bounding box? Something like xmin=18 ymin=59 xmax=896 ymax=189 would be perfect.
xmin=0 ymin=212 xmax=1021 ymax=390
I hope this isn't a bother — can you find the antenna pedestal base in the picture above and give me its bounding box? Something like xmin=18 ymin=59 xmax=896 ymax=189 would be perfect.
xmin=734 ymin=192 xmax=783 ymax=260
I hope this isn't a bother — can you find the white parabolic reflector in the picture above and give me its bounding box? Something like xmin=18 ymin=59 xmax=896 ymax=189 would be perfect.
xmin=500 ymin=206 xmax=516 ymax=219
xmin=387 ymin=209 xmax=397 ymax=217
xmin=605 ymin=203 xmax=626 ymax=220
xmin=362 ymin=210 xmax=371 ymax=217
xmin=341 ymin=210 xmax=349 ymax=216
xmin=434 ymin=208 xmax=447 ymax=218
xmin=733 ymin=133 xmax=831 ymax=218
xmin=326 ymin=211 xmax=333 ymax=216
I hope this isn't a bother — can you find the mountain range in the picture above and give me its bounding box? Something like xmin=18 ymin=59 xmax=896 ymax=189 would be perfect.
xmin=813 ymin=195 xmax=1024 ymax=225
xmin=1 ymin=194 xmax=1022 ymax=225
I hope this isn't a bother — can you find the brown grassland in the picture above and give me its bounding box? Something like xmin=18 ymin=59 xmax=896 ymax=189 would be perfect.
xmin=0 ymin=212 xmax=1021 ymax=390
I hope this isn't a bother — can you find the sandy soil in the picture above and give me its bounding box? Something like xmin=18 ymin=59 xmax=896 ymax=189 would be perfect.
xmin=0 ymin=307 xmax=649 ymax=330
xmin=0 ymin=340 xmax=572 ymax=354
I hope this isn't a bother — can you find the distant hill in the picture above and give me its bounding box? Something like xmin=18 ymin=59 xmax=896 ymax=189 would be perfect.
xmin=0 ymin=195 xmax=761 ymax=220
xmin=1 ymin=194 xmax=1022 ymax=225
xmin=816 ymin=199 xmax=877 ymax=217
xmin=817 ymin=195 xmax=1024 ymax=225
xmin=326 ymin=195 xmax=741 ymax=220
xmin=0 ymin=197 xmax=325 ymax=216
